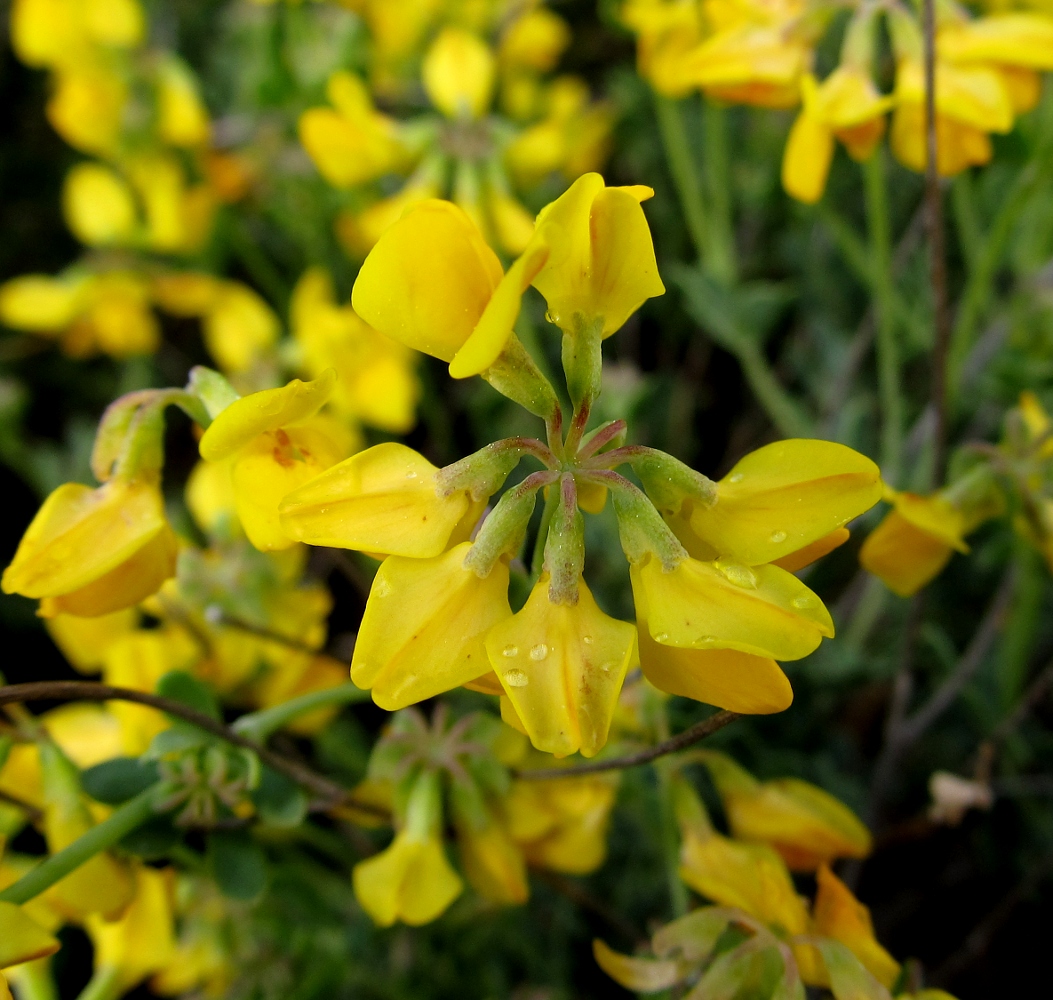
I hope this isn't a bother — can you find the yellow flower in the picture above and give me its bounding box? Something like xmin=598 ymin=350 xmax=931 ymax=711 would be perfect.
xmin=44 ymin=607 xmax=138 ymax=673
xmin=11 ymin=0 xmax=144 ymax=68
xmin=47 ymin=65 xmax=128 ymax=156
xmin=485 ymin=574 xmax=637 ymax=758
xmin=456 ymin=818 xmax=529 ymax=905
xmin=299 ymin=71 xmax=405 ymax=188
xmin=674 ymin=439 xmax=882 ymax=566
xmin=890 ymin=57 xmax=1013 ymax=175
xmin=813 ymin=864 xmax=901 ymax=989
xmin=531 ymin=172 xmax=665 ymax=338
xmin=198 ymin=371 xmax=349 ymax=551
xmin=351 ymin=542 xmax=511 ymax=709
xmin=352 ymin=199 xmax=548 ymax=378
xmin=334 ymin=173 xmax=441 ymax=257
xmin=86 ymin=866 xmax=176 ymax=991
xmin=499 ymin=7 xmax=570 ymax=74
xmin=250 ymin=653 xmax=350 ymax=736
xmin=422 ymin=28 xmax=496 ymax=119
xmin=2 ymin=477 xmax=177 ymax=617
xmin=0 ymin=900 xmax=60 ymax=1000
xmin=629 ymin=554 xmax=834 ymax=661
xmin=503 ymin=773 xmax=618 ymax=874
xmin=620 ymin=0 xmax=706 ymax=98
xmin=352 ymin=772 xmax=463 ymax=926
xmin=279 ymin=442 xmax=482 ymax=557
xmin=698 ymin=750 xmax=872 ymax=870
xmin=290 ymin=267 xmax=419 ymax=434
xmin=859 ymin=490 xmax=970 ymax=597
xmin=62 ymin=163 xmax=137 ymax=246
xmin=782 ymin=68 xmax=893 ymax=204
xmin=156 ymin=57 xmax=211 ymax=147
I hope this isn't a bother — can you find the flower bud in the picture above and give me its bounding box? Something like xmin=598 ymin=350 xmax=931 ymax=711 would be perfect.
xmin=352 ymin=542 xmax=512 ymax=710
xmin=486 ymin=574 xmax=637 ymax=758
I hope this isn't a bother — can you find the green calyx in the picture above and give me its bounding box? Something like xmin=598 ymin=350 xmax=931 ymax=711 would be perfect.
xmin=608 ymin=474 xmax=689 ymax=569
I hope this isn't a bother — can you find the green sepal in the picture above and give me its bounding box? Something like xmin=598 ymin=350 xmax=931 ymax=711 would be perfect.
xmin=187 ymin=366 xmax=240 ymax=420
xmin=483 ymin=335 xmax=561 ymax=421
xmin=609 ymin=477 xmax=688 ymax=569
xmin=630 ymin=448 xmax=717 ymax=516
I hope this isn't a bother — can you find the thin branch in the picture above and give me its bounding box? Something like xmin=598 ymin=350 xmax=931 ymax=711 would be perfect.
xmin=0 ymin=681 xmax=386 ymax=819
xmin=923 ymin=0 xmax=952 ymax=484
xmin=514 ymin=710 xmax=739 ymax=779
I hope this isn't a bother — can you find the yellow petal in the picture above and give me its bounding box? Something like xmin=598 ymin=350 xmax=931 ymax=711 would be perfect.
xmin=156 ymin=58 xmax=210 ymax=147
xmin=938 ymin=14 xmax=1053 ymax=71
xmin=40 ymin=704 xmax=124 ymax=769
xmin=686 ymin=439 xmax=882 ymax=566
xmin=150 ymin=272 xmax=222 ymax=316
xmin=679 ymin=830 xmax=808 ymax=935
xmin=83 ymin=274 xmax=159 ymax=357
xmin=2 ymin=480 xmax=167 ymax=601
xmin=500 ymin=8 xmax=570 ymax=72
xmin=352 ymin=543 xmax=511 ymax=709
xmin=457 ymin=822 xmax=529 ymax=905
xmin=782 ymin=109 xmax=834 ymax=205
xmin=532 ymin=173 xmax=665 ymax=336
xmin=185 ymin=459 xmax=238 ymax=536
xmin=202 ymin=283 xmax=279 ymax=373
xmin=86 ymin=867 xmax=176 ymax=989
xmin=47 ymin=67 xmax=127 ymax=156
xmin=352 ymin=831 xmax=463 ymax=927
xmin=230 ymin=421 xmax=347 ymax=551
xmin=813 ymin=865 xmax=901 ymax=988
xmin=892 ymin=492 xmax=969 ymax=550
xmin=44 ymin=607 xmax=138 ymax=673
xmin=449 ymin=241 xmax=549 ymax=377
xmin=771 ymin=527 xmax=850 ymax=573
xmin=485 ymin=575 xmax=637 ymax=758
xmin=890 ymin=102 xmax=992 ymax=176
xmin=422 ymin=28 xmax=495 ymax=119
xmin=895 ymin=58 xmax=1013 ymax=133
xmin=62 ymin=163 xmax=138 ymax=247
xmin=858 ymin=510 xmax=955 ymax=597
xmin=593 ymin=939 xmax=686 ymax=992
xmin=0 ymin=274 xmax=88 ymax=332
xmin=631 ymin=556 xmax=833 ymax=661
xmin=199 ymin=371 xmax=336 ymax=461
xmin=0 ymin=901 xmax=60 ymax=968
xmin=278 ymin=442 xmax=470 ymax=557
xmin=0 ymin=743 xmax=43 ymax=810
xmin=352 ymin=200 xmax=503 ymax=361
xmin=298 ymin=101 xmax=400 ymax=188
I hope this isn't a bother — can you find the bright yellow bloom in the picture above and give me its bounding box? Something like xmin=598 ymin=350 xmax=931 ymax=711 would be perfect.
xmin=335 ymin=174 xmax=441 ymax=258
xmin=859 ymin=490 xmax=970 ymax=597
xmin=44 ymin=607 xmax=138 ymax=673
xmin=629 ymin=554 xmax=834 ymax=661
xmin=422 ymin=28 xmax=496 ymax=119
xmin=499 ymin=7 xmax=570 ymax=73
xmin=813 ymin=864 xmax=901 ymax=988
xmin=11 ymin=0 xmax=144 ymax=68
xmin=353 ymin=828 xmax=464 ymax=926
xmin=198 ymin=371 xmax=348 ymax=551
xmin=770 ymin=527 xmax=851 ymax=572
xmin=782 ymin=69 xmax=893 ymax=204
xmin=698 ymin=750 xmax=872 ymax=870
xmin=156 ymin=57 xmax=211 ymax=147
xmin=62 ymin=163 xmax=137 ymax=246
xmin=47 ymin=65 xmax=128 ymax=156
xmin=0 ymin=900 xmax=60 ymax=1000
xmin=279 ymin=442 xmax=481 ymax=557
xmin=39 ymin=703 xmax=125 ymax=768
xmin=251 ymin=653 xmax=350 ymax=736
xmin=351 ymin=199 xmax=548 ymax=378
xmin=485 ymin=574 xmax=638 ymax=758
xmin=676 ymin=439 xmax=882 ymax=566
xmin=531 ymin=172 xmax=665 ymax=338
xmin=0 ymin=743 xmax=44 ymax=810
xmin=290 ymin=267 xmax=419 ymax=433
xmin=620 ymin=0 xmax=706 ymax=98
xmin=351 ymin=542 xmax=511 ymax=709
xmin=2 ymin=477 xmax=177 ymax=617
xmin=503 ymin=773 xmax=618 ymax=874
xmin=298 ymin=71 xmax=405 ymax=188
xmin=185 ymin=458 xmax=240 ymax=538
xmin=86 ymin=866 xmax=176 ymax=991
xmin=456 ymin=818 xmax=529 ymax=905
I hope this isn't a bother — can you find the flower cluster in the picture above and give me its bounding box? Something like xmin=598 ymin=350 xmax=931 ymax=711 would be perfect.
xmin=622 ymin=0 xmax=1053 ymax=202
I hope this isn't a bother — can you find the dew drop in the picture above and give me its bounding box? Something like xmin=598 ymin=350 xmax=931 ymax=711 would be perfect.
xmin=405 ymin=470 xmax=418 ymax=479
xmin=654 ymin=632 xmax=670 ymax=643
xmin=204 ymin=604 xmax=223 ymax=624
xmin=504 ymin=668 xmax=529 ymax=688
xmin=769 ymin=529 xmax=787 ymax=544
xmin=792 ymin=594 xmax=813 ymax=609
xmin=600 ymin=662 xmax=615 ymax=674
xmin=501 ymin=645 xmax=519 ymax=658
xmin=728 ymin=472 xmax=744 ymax=483
xmin=373 ymin=578 xmax=392 ymax=597
xmin=582 ymin=635 xmax=594 ymax=645
xmin=696 ymin=635 xmax=717 ymax=645
xmin=717 ymin=562 xmax=758 ymax=589
xmin=529 ymin=643 xmax=548 ymax=661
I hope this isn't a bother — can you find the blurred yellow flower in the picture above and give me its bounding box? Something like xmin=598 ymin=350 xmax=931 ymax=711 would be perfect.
xmin=0 ymin=900 xmax=60 ymax=1000
xmin=422 ymin=28 xmax=496 ymax=119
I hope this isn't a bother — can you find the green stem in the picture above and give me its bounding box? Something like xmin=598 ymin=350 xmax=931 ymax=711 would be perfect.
xmin=72 ymin=966 xmax=122 ymax=1000
xmin=226 ymin=215 xmax=291 ymax=316
xmin=6 ymin=958 xmax=57 ymax=1000
xmin=843 ymin=574 xmax=889 ymax=653
xmin=530 ymin=485 xmax=558 ymax=580
xmin=230 ymin=683 xmax=370 ymax=743
xmin=732 ymin=336 xmax=812 ymax=438
xmin=0 ymin=785 xmax=164 ymax=906
xmin=655 ymin=94 xmax=709 ymax=267
xmin=951 ymin=171 xmax=982 ymax=273
xmin=702 ymin=100 xmax=737 ymax=284
xmin=864 ymin=152 xmax=903 ymax=484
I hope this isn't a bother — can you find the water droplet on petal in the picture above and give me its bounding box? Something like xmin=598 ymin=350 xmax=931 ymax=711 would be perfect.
xmin=769 ymin=529 xmax=787 ymax=544
xmin=718 ymin=562 xmax=758 ymax=589
xmin=792 ymin=594 xmax=813 ymax=609
xmin=501 ymin=645 xmax=519 ymax=658
xmin=405 ymin=470 xmax=418 ymax=479
xmin=504 ymin=669 xmax=529 ymax=688
xmin=696 ymin=635 xmax=717 ymax=645
xmin=582 ymin=635 xmax=594 ymax=645
xmin=654 ymin=632 xmax=669 ymax=643
xmin=728 ymin=472 xmax=744 ymax=483
xmin=373 ymin=578 xmax=392 ymax=597
xmin=600 ymin=662 xmax=615 ymax=674
xmin=529 ymin=644 xmax=548 ymax=661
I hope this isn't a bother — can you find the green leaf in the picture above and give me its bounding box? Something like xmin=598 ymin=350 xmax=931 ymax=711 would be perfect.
xmin=816 ymin=940 xmax=893 ymax=1000
xmin=208 ymin=831 xmax=269 ymax=902
xmin=146 ymin=727 xmax=208 ymax=758
xmin=157 ymin=670 xmax=222 ymax=721
xmin=81 ymin=758 xmax=160 ymax=804
xmin=120 ymin=817 xmax=184 ymax=860
xmin=252 ymin=767 xmax=308 ymax=827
